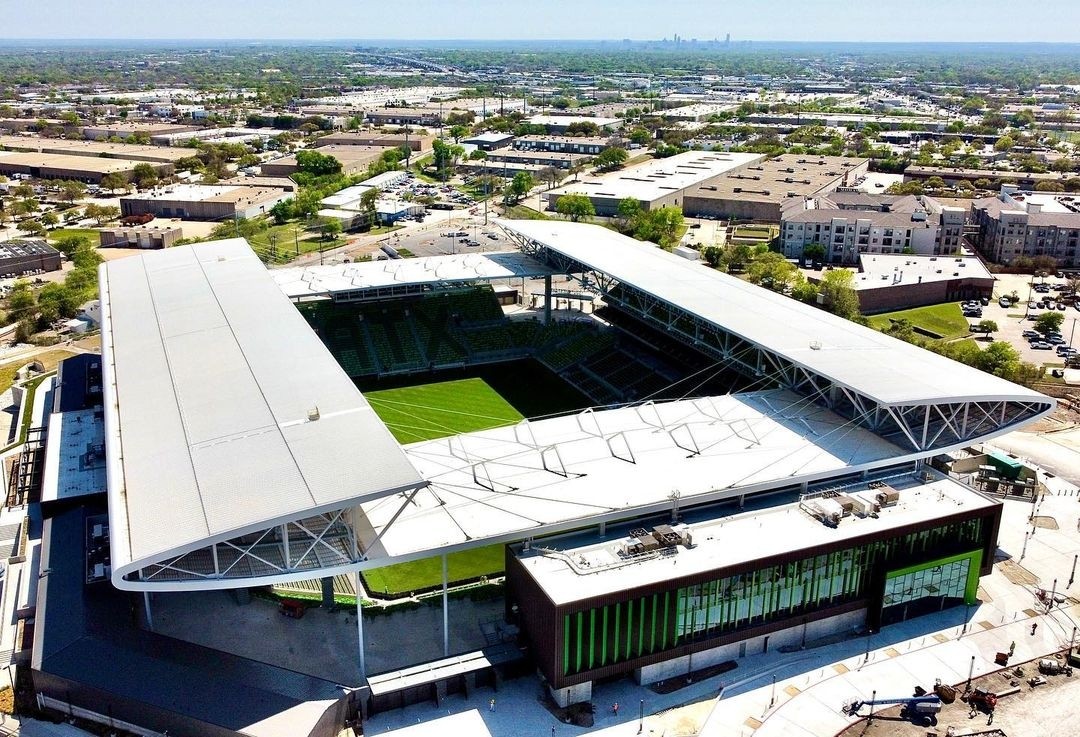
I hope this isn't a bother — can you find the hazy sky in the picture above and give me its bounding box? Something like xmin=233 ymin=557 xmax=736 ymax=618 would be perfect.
xmin=5 ymin=0 xmax=1080 ymax=43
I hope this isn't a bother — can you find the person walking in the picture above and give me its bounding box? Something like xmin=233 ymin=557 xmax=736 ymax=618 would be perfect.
xmin=612 ymin=702 xmax=619 ymax=716
xmin=489 ymin=698 xmax=496 ymax=712
xmin=1032 ymin=622 xmax=1038 ymax=636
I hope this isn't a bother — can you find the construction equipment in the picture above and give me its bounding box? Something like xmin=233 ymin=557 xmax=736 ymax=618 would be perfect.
xmin=1038 ymin=658 xmax=1073 ymax=676
xmin=933 ymin=680 xmax=957 ymax=704
xmin=964 ymin=687 xmax=998 ymax=713
xmin=842 ymin=695 xmax=942 ymax=725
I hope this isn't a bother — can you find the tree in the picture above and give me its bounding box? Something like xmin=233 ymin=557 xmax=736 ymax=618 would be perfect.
xmin=83 ymin=203 xmax=120 ymax=226
xmin=360 ymin=187 xmax=379 ymax=226
xmin=1035 ymin=311 xmax=1065 ymax=336
xmin=60 ymin=180 xmax=87 ymax=203
xmin=431 ymin=139 xmax=465 ymax=181
xmin=994 ymin=135 xmax=1015 ymax=152
xmin=565 ymin=121 xmax=600 ymax=136
xmin=40 ymin=211 xmax=59 ymax=227
xmin=629 ymin=206 xmax=684 ymax=248
xmin=131 ymin=163 xmax=159 ymax=189
xmin=975 ymin=319 xmax=999 ymax=337
xmin=18 ymin=219 xmax=45 ymax=236
xmin=594 ymin=147 xmax=629 ymax=172
xmin=448 ymin=125 xmax=470 ymax=143
xmin=100 ymin=172 xmax=128 ymax=193
xmin=629 ymin=128 xmax=652 ymax=146
xmin=269 ymin=199 xmax=295 ymax=225
xmin=747 ymin=253 xmax=800 ymax=293
xmin=974 ymin=341 xmax=1022 ymax=380
xmin=295 ymin=150 xmax=343 ymax=177
xmin=320 ymin=218 xmax=343 ymax=241
xmin=615 ymin=197 xmax=642 ymax=230
xmin=803 ymin=243 xmax=826 ymax=264
xmin=503 ymin=171 xmax=534 ymax=205
xmin=819 ymin=269 xmax=861 ymax=320
xmin=555 ymin=193 xmax=595 ymax=222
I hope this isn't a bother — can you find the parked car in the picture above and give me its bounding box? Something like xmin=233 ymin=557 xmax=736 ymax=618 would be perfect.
xmin=999 ymin=297 xmax=1012 ymax=308
xmin=1030 ymin=341 xmax=1053 ymax=350
xmin=1056 ymin=346 xmax=1076 ymax=356
xmin=1023 ymin=330 xmax=1040 ymax=339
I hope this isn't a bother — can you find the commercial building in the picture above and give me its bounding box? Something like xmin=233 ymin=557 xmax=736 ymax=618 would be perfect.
xmin=543 ymin=151 xmax=765 ymax=215
xmin=507 ymin=475 xmax=997 ymax=700
xmin=781 ymin=192 xmax=965 ymax=264
xmin=81 ymin=121 xmax=197 ymax=142
xmin=484 ymin=149 xmax=592 ymax=170
xmin=513 ymin=135 xmax=612 ymax=155
xmin=461 ymin=132 xmax=514 ymax=151
xmin=119 ymin=184 xmax=290 ymax=221
xmin=366 ymin=107 xmax=467 ymax=126
xmin=527 ymin=115 xmax=621 ymax=133
xmin=259 ymin=145 xmax=386 ymax=177
xmin=843 ymin=253 xmax=995 ymax=314
xmin=0 ymin=150 xmax=171 ymax=184
xmin=313 ymin=132 xmax=433 ymax=153
xmin=98 ymin=223 xmax=184 ymax=249
xmin=745 ymin=112 xmax=949 ymax=132
xmin=904 ymin=165 xmax=1069 ymax=190
xmin=0 ymin=238 xmax=62 ymax=276
xmin=683 ymin=155 xmax=869 ymax=222
xmin=970 ymin=188 xmax=1080 ymax=266
xmin=0 ymin=135 xmax=195 ymax=166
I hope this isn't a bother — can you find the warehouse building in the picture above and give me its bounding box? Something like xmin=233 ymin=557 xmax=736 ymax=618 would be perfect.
xmin=683 ymin=155 xmax=869 ymax=222
xmin=841 ymin=253 xmax=995 ymax=314
xmin=461 ymin=132 xmax=514 ymax=151
xmin=0 ymin=151 xmax=171 ymax=184
xmin=528 ymin=115 xmax=620 ymax=134
xmin=313 ymin=131 xmax=434 ymax=153
xmin=543 ymin=151 xmax=764 ymax=215
xmin=119 ymin=184 xmax=290 ymax=221
xmin=260 ymin=145 xmax=386 ymax=177
xmin=484 ymin=149 xmax=592 ymax=170
xmin=0 ymin=238 xmax=62 ymax=276
xmin=781 ymin=192 xmax=965 ymax=264
xmin=81 ymin=122 xmax=197 ymax=142
xmin=513 ymin=135 xmax=613 ymax=155
xmin=0 ymin=135 xmax=195 ymax=166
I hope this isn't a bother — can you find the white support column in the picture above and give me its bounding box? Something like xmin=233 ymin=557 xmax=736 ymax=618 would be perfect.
xmin=282 ymin=523 xmax=291 ymax=570
xmin=442 ymin=553 xmax=450 ymax=658
xmin=355 ymin=571 xmax=366 ymax=680
xmin=143 ymin=591 xmax=153 ymax=631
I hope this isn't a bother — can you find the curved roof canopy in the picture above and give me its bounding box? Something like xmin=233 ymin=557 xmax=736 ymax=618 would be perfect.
xmin=99 ymin=239 xmax=425 ymax=590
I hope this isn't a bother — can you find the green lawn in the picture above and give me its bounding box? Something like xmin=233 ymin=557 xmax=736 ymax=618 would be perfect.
xmin=247 ymin=221 xmax=344 ymax=262
xmin=868 ymin=302 xmax=970 ymax=339
xmin=365 ymin=377 xmax=523 ymax=443
xmin=361 ymin=377 xmax=523 ymax=596
xmin=49 ymin=228 xmax=99 ymax=244
xmin=362 ymin=544 xmax=506 ymax=598
xmin=502 ymin=204 xmax=550 ymax=221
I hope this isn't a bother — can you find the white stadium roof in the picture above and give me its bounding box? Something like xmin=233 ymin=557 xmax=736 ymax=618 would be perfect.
xmin=271 ymin=251 xmax=553 ymax=301
xmin=99 ymin=239 xmax=425 ymax=590
xmin=497 ymin=219 xmax=1047 ymax=409
xmin=358 ymin=390 xmax=910 ymax=562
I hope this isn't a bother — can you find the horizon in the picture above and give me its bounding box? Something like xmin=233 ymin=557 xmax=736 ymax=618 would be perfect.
xmin=6 ymin=0 xmax=1080 ymax=44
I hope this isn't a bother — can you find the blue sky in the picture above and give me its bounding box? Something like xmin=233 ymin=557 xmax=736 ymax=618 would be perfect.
xmin=5 ymin=0 xmax=1080 ymax=42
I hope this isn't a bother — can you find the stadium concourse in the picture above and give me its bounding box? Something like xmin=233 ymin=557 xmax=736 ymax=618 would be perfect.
xmin=28 ymin=224 xmax=1054 ymax=735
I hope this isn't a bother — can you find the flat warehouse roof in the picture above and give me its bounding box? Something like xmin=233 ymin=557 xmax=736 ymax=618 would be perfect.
xmin=515 ymin=474 xmax=997 ymax=605
xmin=544 ymin=151 xmax=765 ymax=204
xmin=497 ymin=220 xmax=1046 ymax=407
xmin=100 ymin=239 xmax=424 ymax=585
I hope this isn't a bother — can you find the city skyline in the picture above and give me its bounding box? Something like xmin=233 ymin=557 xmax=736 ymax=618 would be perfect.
xmin=5 ymin=0 xmax=1080 ymax=43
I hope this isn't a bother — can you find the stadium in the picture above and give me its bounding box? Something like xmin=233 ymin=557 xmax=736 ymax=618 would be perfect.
xmin=30 ymin=219 xmax=1053 ymax=734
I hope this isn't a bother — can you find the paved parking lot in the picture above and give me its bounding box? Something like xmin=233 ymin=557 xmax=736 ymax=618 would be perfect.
xmin=984 ymin=273 xmax=1080 ymax=366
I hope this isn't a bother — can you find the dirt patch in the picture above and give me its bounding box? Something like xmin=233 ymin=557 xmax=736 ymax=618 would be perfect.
xmin=836 ymin=653 xmax=1080 ymax=737
xmin=648 ymin=660 xmax=737 ymax=695
xmin=538 ymin=691 xmax=595 ymax=728
xmin=0 ymin=687 xmax=11 ymax=714
xmin=1033 ymin=516 xmax=1059 ymax=530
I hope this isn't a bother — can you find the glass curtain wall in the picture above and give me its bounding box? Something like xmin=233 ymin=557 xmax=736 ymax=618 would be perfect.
xmin=560 ymin=515 xmax=986 ymax=677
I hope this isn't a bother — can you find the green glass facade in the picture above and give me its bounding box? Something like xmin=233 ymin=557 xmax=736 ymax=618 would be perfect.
xmin=881 ymin=549 xmax=981 ymax=626
xmin=559 ymin=514 xmax=987 ymax=678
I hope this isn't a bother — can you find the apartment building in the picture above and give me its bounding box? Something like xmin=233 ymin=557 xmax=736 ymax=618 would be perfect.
xmin=970 ymin=187 xmax=1080 ymax=266
xmin=513 ymin=135 xmax=613 ymax=156
xmin=781 ymin=193 xmax=965 ymax=264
